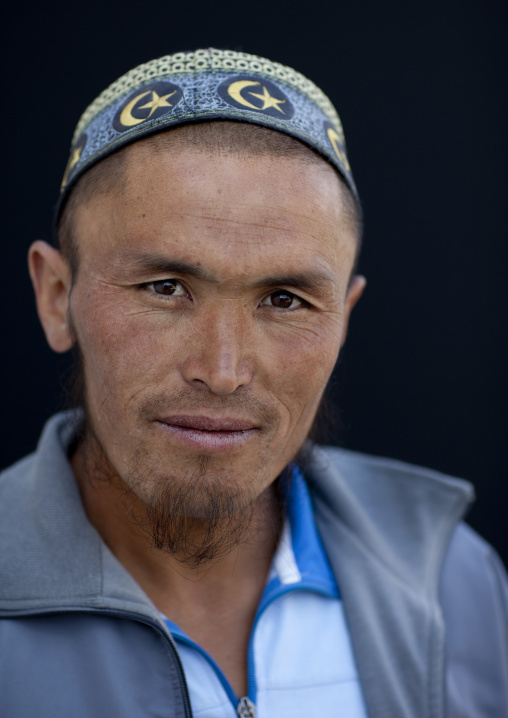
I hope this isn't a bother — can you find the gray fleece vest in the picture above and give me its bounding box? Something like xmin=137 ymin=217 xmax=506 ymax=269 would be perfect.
xmin=1 ymin=412 xmax=507 ymax=717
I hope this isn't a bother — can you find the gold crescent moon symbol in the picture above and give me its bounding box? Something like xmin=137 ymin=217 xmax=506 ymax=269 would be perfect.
xmin=326 ymin=127 xmax=351 ymax=171
xmin=227 ymin=81 xmax=261 ymax=109
xmin=119 ymin=91 xmax=152 ymax=127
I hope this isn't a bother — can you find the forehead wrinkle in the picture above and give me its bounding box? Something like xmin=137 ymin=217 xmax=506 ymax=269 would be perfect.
xmin=110 ymin=194 xmax=340 ymax=247
xmin=114 ymin=152 xmax=351 ymax=249
xmin=116 ymin=207 xmax=344 ymax=256
xmin=178 ymin=213 xmax=340 ymax=245
xmin=174 ymin=197 xmax=343 ymax=235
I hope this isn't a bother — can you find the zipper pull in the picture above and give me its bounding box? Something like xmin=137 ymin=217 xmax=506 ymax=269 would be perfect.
xmin=237 ymin=696 xmax=257 ymax=718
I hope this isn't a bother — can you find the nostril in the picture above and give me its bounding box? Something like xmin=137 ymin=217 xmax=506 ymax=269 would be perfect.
xmin=182 ymin=358 xmax=253 ymax=396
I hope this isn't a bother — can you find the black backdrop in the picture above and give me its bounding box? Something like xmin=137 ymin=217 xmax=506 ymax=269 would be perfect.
xmin=2 ymin=1 xmax=507 ymax=563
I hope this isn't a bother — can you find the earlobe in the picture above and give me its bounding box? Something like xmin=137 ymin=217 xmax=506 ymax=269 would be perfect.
xmin=340 ymin=274 xmax=366 ymax=347
xmin=28 ymin=240 xmax=75 ymax=353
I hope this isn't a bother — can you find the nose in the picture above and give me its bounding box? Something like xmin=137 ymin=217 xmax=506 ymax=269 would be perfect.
xmin=181 ymin=310 xmax=253 ymax=396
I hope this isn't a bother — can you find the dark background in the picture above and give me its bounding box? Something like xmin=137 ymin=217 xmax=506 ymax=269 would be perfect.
xmin=1 ymin=1 xmax=507 ymax=563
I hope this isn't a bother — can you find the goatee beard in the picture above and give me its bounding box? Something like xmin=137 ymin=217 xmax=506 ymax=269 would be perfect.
xmin=142 ymin=470 xmax=281 ymax=568
xmin=76 ymin=423 xmax=284 ymax=569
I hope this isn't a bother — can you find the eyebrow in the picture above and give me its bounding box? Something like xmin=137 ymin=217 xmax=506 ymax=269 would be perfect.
xmin=122 ymin=252 xmax=337 ymax=293
xmin=122 ymin=252 xmax=221 ymax=283
xmin=249 ymin=271 xmax=337 ymax=293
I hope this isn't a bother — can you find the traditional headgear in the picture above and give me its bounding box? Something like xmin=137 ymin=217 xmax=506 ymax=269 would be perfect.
xmin=57 ymin=48 xmax=357 ymax=219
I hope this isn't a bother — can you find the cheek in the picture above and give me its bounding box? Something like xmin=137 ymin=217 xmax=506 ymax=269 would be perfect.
xmin=73 ymin=295 xmax=179 ymax=413
xmin=260 ymin=317 xmax=342 ymax=426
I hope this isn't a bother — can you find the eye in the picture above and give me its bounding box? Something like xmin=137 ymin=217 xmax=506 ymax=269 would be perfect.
xmin=144 ymin=279 xmax=188 ymax=297
xmin=260 ymin=291 xmax=305 ymax=310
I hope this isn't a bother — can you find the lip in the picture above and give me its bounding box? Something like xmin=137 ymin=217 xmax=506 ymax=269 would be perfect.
xmin=156 ymin=415 xmax=259 ymax=452
xmin=160 ymin=415 xmax=257 ymax=432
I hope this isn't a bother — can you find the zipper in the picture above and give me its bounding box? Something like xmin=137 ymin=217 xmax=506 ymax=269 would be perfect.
xmin=5 ymin=606 xmax=193 ymax=718
xmin=167 ymin=621 xmax=257 ymax=717
xmin=237 ymin=696 xmax=257 ymax=718
xmin=166 ymin=617 xmax=259 ymax=717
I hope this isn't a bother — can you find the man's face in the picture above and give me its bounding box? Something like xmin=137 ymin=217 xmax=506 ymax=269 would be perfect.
xmin=66 ymin=142 xmax=360 ymax=515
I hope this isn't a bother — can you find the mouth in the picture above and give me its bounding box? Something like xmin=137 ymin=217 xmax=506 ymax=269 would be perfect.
xmin=156 ymin=415 xmax=259 ymax=452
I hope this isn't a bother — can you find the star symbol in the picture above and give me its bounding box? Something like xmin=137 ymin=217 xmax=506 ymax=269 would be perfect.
xmin=248 ymin=85 xmax=286 ymax=113
xmin=138 ymin=90 xmax=177 ymax=118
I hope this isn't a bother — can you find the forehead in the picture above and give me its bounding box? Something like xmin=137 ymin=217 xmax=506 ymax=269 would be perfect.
xmin=73 ymin=143 xmax=356 ymax=280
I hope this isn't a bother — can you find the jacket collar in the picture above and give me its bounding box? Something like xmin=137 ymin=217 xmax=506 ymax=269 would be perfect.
xmin=0 ymin=412 xmax=159 ymax=621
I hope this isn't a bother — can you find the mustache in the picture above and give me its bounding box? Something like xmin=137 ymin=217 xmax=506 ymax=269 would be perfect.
xmin=137 ymin=387 xmax=280 ymax=429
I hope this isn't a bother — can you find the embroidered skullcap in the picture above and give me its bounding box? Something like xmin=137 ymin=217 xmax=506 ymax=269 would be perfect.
xmin=57 ymin=48 xmax=358 ymax=220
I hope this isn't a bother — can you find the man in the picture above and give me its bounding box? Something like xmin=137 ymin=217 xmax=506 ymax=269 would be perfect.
xmin=0 ymin=48 xmax=506 ymax=718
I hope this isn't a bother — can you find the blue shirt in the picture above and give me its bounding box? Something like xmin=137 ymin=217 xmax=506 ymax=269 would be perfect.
xmin=163 ymin=466 xmax=368 ymax=717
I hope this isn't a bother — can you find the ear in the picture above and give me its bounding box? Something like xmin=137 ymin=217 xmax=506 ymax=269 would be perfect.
xmin=28 ymin=240 xmax=75 ymax=353
xmin=340 ymin=274 xmax=366 ymax=347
